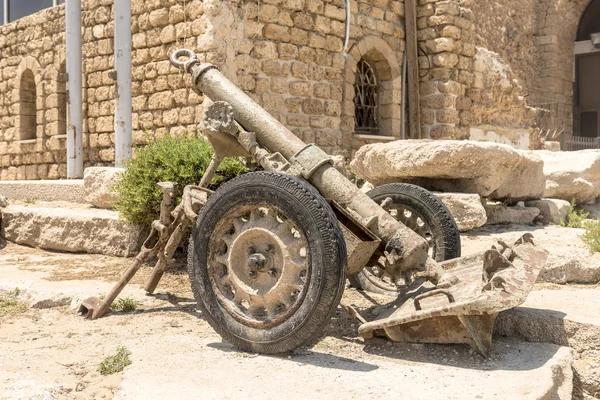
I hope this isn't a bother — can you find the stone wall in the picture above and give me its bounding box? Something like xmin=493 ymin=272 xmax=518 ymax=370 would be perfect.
xmin=198 ymin=0 xmax=407 ymax=157
xmin=469 ymin=0 xmax=538 ymax=97
xmin=0 ymin=7 xmax=68 ymax=180
xmin=470 ymin=0 xmax=594 ymax=139
xmin=0 ymin=0 xmax=596 ymax=180
xmin=416 ymin=0 xmax=475 ymax=140
xmin=0 ymin=0 xmax=208 ymax=180
xmin=0 ymin=0 xmax=408 ymax=178
xmin=467 ymin=47 xmax=539 ymax=150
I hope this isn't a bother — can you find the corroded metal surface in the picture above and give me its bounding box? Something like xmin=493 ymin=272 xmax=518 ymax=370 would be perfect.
xmin=208 ymin=204 xmax=309 ymax=328
xmin=358 ymin=234 xmax=548 ymax=357
xmin=79 ymin=183 xmax=210 ymax=320
xmin=170 ymin=49 xmax=441 ymax=286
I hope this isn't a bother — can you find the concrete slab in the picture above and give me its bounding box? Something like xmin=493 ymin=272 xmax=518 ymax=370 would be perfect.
xmin=496 ymin=289 xmax=600 ymax=399
xmin=1 ymin=202 xmax=145 ymax=257
xmin=0 ymin=179 xmax=85 ymax=203
xmin=114 ymin=337 xmax=573 ymax=400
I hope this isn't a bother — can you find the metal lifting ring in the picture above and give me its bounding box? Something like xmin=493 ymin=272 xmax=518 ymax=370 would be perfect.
xmin=170 ymin=49 xmax=198 ymax=72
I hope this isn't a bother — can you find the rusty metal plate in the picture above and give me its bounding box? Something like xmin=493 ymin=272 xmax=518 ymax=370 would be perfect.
xmin=358 ymin=234 xmax=548 ymax=357
xmin=331 ymin=201 xmax=381 ymax=275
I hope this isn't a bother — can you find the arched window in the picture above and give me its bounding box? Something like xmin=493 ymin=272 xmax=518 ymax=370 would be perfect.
xmin=354 ymin=59 xmax=379 ymax=133
xmin=19 ymin=69 xmax=37 ymax=140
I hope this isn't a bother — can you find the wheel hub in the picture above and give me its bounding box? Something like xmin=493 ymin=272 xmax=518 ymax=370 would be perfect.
xmin=229 ymin=228 xmax=285 ymax=295
xmin=208 ymin=205 xmax=309 ymax=328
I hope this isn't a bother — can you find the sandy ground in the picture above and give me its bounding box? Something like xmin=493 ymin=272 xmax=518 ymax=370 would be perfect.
xmin=0 ymin=224 xmax=592 ymax=400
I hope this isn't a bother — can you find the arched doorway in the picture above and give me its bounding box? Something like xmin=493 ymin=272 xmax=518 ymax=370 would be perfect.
xmin=574 ymin=0 xmax=600 ymax=142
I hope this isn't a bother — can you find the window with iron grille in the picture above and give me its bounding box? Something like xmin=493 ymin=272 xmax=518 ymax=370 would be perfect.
xmin=354 ymin=59 xmax=379 ymax=134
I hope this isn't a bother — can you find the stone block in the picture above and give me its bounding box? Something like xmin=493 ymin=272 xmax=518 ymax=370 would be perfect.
xmin=1 ymin=204 xmax=145 ymax=257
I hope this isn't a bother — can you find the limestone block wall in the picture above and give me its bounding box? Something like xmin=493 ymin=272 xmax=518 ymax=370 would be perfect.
xmin=0 ymin=0 xmax=209 ymax=180
xmin=0 ymin=0 xmax=407 ymax=178
xmin=196 ymin=0 xmax=407 ymax=158
xmin=466 ymin=47 xmax=539 ymax=150
xmin=2 ymin=0 xmax=589 ymax=180
xmin=416 ymin=0 xmax=475 ymax=140
xmin=469 ymin=0 xmax=538 ymax=97
xmin=0 ymin=7 xmax=68 ymax=180
xmin=470 ymin=0 xmax=594 ymax=138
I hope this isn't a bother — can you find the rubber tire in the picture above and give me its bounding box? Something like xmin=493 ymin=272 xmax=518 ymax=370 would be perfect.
xmin=188 ymin=171 xmax=347 ymax=354
xmin=349 ymin=183 xmax=461 ymax=295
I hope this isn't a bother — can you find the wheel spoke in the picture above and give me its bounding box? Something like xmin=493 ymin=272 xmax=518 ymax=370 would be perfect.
xmin=208 ymin=202 xmax=310 ymax=327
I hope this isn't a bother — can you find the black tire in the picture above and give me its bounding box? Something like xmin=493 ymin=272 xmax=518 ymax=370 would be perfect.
xmin=188 ymin=171 xmax=347 ymax=354
xmin=349 ymin=183 xmax=461 ymax=295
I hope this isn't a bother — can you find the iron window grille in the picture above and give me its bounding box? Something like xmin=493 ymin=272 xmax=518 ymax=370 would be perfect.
xmin=354 ymin=59 xmax=379 ymax=134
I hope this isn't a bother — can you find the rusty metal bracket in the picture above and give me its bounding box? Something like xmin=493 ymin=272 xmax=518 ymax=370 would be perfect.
xmin=288 ymin=144 xmax=332 ymax=180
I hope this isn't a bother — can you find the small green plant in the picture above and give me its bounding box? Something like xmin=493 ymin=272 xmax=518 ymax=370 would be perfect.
xmin=99 ymin=346 xmax=132 ymax=375
xmin=582 ymin=219 xmax=600 ymax=254
xmin=115 ymin=135 xmax=249 ymax=226
xmin=560 ymin=200 xmax=590 ymax=228
xmin=111 ymin=297 xmax=137 ymax=313
xmin=0 ymin=288 xmax=28 ymax=318
xmin=24 ymin=198 xmax=37 ymax=205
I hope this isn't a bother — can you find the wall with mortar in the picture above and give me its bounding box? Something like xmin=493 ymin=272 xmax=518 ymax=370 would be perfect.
xmin=197 ymin=0 xmax=407 ymax=158
xmin=0 ymin=0 xmax=208 ymax=180
xmin=0 ymin=0 xmax=407 ymax=178
xmin=0 ymin=0 xmax=595 ymax=180
xmin=470 ymin=0 xmax=595 ymax=140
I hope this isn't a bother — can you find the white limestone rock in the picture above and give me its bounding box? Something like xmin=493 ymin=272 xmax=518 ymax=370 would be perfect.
xmin=537 ymin=149 xmax=600 ymax=204
xmin=484 ymin=203 xmax=540 ymax=225
xmin=496 ymin=289 xmax=600 ymax=398
xmin=0 ymin=203 xmax=144 ymax=257
xmin=84 ymin=167 xmax=124 ymax=209
xmin=525 ymin=198 xmax=572 ymax=225
xmin=434 ymin=192 xmax=487 ymax=231
xmin=351 ymin=140 xmax=545 ymax=202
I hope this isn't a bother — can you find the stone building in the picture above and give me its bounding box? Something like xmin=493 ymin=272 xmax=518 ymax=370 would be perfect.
xmin=0 ymin=0 xmax=598 ymax=180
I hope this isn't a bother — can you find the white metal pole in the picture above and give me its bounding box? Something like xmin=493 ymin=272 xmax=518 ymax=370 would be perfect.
xmin=65 ymin=0 xmax=83 ymax=178
xmin=114 ymin=0 xmax=132 ymax=166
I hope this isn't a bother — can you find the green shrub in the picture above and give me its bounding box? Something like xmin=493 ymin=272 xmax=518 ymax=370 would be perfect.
xmin=0 ymin=288 xmax=28 ymax=318
xmin=560 ymin=200 xmax=590 ymax=228
xmin=115 ymin=135 xmax=249 ymax=226
xmin=582 ymin=219 xmax=600 ymax=254
xmin=99 ymin=346 xmax=132 ymax=375
xmin=111 ymin=297 xmax=137 ymax=313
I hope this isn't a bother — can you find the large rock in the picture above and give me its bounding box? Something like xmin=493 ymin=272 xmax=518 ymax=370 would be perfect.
xmin=496 ymin=289 xmax=600 ymax=399
xmin=484 ymin=203 xmax=540 ymax=225
xmin=580 ymin=203 xmax=600 ymax=220
xmin=537 ymin=150 xmax=600 ymax=204
xmin=0 ymin=203 xmax=144 ymax=257
xmin=525 ymin=199 xmax=572 ymax=225
xmin=0 ymin=179 xmax=85 ymax=203
xmin=434 ymin=193 xmax=487 ymax=231
xmin=351 ymin=140 xmax=545 ymax=202
xmin=84 ymin=167 xmax=124 ymax=209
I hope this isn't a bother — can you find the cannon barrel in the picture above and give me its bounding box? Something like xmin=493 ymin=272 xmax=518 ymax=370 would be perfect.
xmin=174 ymin=51 xmax=435 ymax=277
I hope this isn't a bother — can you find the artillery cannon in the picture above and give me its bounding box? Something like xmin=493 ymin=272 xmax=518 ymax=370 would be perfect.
xmin=80 ymin=49 xmax=548 ymax=357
